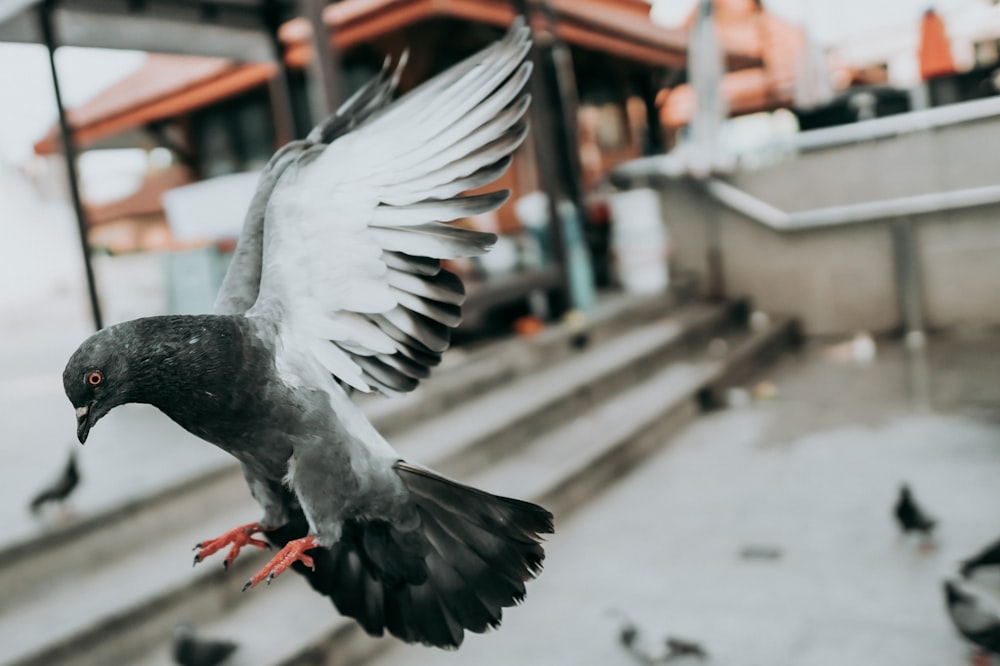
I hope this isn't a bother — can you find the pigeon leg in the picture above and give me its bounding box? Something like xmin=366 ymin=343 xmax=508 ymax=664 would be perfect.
xmin=242 ymin=535 xmax=318 ymax=591
xmin=193 ymin=522 xmax=271 ymax=569
xmin=971 ymin=649 xmax=994 ymax=666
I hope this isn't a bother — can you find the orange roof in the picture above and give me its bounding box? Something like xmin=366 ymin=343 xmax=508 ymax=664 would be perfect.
xmin=278 ymin=0 xmax=759 ymax=70
xmin=660 ymin=0 xmax=840 ymax=127
xmin=36 ymin=0 xmax=762 ymax=155
xmin=35 ymin=55 xmax=276 ymax=154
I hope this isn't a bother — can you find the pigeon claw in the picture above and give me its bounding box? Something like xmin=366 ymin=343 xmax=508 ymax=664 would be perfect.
xmin=243 ymin=535 xmax=318 ymax=592
xmin=193 ymin=521 xmax=270 ymax=570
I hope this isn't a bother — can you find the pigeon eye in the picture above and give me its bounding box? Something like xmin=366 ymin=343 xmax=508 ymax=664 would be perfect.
xmin=87 ymin=371 xmax=103 ymax=386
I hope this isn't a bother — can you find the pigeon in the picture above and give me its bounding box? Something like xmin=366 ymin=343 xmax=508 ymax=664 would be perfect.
xmin=894 ymin=483 xmax=936 ymax=543
xmin=664 ymin=636 xmax=708 ymax=661
xmin=62 ymin=20 xmax=553 ymax=649
xmin=962 ymin=536 xmax=1000 ymax=578
xmin=944 ymin=579 xmax=1000 ymax=663
xmin=28 ymin=450 xmax=80 ymax=516
xmin=172 ymin=622 xmax=237 ymax=666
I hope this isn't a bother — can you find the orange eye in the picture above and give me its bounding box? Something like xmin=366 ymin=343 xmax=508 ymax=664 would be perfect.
xmin=87 ymin=371 xmax=103 ymax=386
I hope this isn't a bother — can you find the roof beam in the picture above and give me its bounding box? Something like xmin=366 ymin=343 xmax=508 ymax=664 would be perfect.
xmin=0 ymin=6 xmax=273 ymax=60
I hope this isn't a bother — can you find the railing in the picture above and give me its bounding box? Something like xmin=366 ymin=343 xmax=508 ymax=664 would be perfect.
xmin=777 ymin=95 xmax=1000 ymax=153
xmin=699 ymin=180 xmax=1000 ymax=344
xmin=613 ymin=95 xmax=1000 ymax=340
xmin=702 ymin=179 xmax=1000 ymax=232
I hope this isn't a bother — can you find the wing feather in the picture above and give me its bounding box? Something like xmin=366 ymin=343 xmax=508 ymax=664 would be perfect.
xmin=241 ymin=20 xmax=532 ymax=394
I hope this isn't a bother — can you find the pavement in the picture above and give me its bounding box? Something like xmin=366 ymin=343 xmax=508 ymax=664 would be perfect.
xmin=372 ymin=338 xmax=1000 ymax=666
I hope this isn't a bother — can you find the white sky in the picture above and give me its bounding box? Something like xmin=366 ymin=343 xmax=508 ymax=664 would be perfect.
xmin=0 ymin=0 xmax=983 ymax=166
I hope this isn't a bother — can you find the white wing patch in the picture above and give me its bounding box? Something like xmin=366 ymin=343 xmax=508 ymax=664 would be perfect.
xmin=247 ymin=23 xmax=533 ymax=395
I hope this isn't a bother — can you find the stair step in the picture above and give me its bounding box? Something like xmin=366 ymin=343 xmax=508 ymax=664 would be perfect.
xmin=359 ymin=290 xmax=683 ymax=437
xmin=0 ymin=293 xmax=678 ymax=610
xmin=0 ymin=297 xmax=719 ymax=666
xmin=394 ymin=302 xmax=736 ymax=479
xmin=131 ymin=316 xmax=795 ymax=666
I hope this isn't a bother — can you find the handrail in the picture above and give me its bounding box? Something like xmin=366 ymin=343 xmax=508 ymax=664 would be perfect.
xmin=702 ymin=179 xmax=1000 ymax=232
xmin=779 ymin=96 xmax=1000 ymax=153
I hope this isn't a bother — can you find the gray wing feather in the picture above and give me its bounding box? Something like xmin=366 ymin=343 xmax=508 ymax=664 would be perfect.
xmin=215 ymin=56 xmax=405 ymax=317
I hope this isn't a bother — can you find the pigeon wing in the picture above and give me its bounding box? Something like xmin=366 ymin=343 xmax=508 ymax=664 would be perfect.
xmin=246 ymin=21 xmax=532 ymax=395
xmin=214 ymin=54 xmax=410 ymax=316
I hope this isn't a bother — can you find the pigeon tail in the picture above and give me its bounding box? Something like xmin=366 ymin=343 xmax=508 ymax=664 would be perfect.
xmin=275 ymin=462 xmax=553 ymax=648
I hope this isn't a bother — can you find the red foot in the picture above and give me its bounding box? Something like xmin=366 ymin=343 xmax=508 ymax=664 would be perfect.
xmin=242 ymin=535 xmax=318 ymax=591
xmin=193 ymin=522 xmax=271 ymax=569
xmin=972 ymin=650 xmax=994 ymax=666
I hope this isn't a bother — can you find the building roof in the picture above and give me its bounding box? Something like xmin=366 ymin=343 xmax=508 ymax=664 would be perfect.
xmin=659 ymin=0 xmax=849 ymax=127
xmin=34 ymin=56 xmax=277 ymax=154
xmin=35 ymin=0 xmax=761 ymax=154
xmin=277 ymin=0 xmax=758 ymax=70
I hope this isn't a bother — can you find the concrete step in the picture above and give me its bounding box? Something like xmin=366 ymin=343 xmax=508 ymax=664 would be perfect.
xmin=0 ymin=294 xmax=709 ymax=666
xmin=129 ymin=315 xmax=797 ymax=666
xmin=0 ymin=291 xmax=679 ymax=617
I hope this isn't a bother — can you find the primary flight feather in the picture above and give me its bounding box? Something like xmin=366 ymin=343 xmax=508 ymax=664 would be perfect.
xmin=62 ymin=20 xmax=553 ymax=648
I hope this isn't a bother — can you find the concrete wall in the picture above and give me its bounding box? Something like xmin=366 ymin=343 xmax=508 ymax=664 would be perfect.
xmin=652 ymin=114 xmax=1000 ymax=337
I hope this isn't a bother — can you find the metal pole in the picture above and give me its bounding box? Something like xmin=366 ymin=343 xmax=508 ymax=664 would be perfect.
xmin=263 ymin=0 xmax=300 ymax=143
xmin=303 ymin=0 xmax=342 ymax=121
xmin=39 ymin=1 xmax=103 ymax=331
xmin=891 ymin=216 xmax=926 ymax=346
xmin=511 ymin=0 xmax=573 ymax=315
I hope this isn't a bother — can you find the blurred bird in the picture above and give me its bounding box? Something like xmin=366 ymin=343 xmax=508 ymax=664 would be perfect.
xmin=944 ymin=579 xmax=1000 ymax=665
xmin=894 ymin=483 xmax=936 ymax=548
xmin=61 ymin=20 xmax=552 ymax=649
xmin=962 ymin=536 xmax=1000 ymax=579
xmin=172 ymin=623 xmax=237 ymax=666
xmin=28 ymin=450 xmax=79 ymax=517
xmin=612 ymin=611 xmax=656 ymax=665
xmin=664 ymin=636 xmax=708 ymax=661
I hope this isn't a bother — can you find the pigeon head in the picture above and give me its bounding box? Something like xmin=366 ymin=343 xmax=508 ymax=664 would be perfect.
xmin=63 ymin=323 xmax=138 ymax=444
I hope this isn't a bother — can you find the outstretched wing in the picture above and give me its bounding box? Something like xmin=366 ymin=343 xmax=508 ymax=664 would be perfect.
xmin=246 ymin=21 xmax=532 ymax=395
xmin=215 ymin=54 xmax=408 ymax=316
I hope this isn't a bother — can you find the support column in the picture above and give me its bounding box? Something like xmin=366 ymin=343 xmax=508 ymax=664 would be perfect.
xmin=263 ymin=0 xmax=299 ymax=143
xmin=510 ymin=0 xmax=577 ymax=315
xmin=303 ymin=0 xmax=342 ymax=122
xmin=39 ymin=1 xmax=103 ymax=331
xmin=891 ymin=216 xmax=926 ymax=346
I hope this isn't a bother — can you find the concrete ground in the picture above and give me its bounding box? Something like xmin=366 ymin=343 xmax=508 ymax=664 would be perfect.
xmin=373 ymin=338 xmax=1000 ymax=666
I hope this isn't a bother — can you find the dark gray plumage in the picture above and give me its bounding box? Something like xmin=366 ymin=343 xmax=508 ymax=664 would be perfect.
xmin=894 ymin=483 xmax=936 ymax=537
xmin=172 ymin=622 xmax=237 ymax=666
xmin=962 ymin=536 xmax=1000 ymax=578
xmin=944 ymin=580 xmax=1000 ymax=657
xmin=62 ymin=20 xmax=552 ymax=649
xmin=664 ymin=637 xmax=708 ymax=661
xmin=28 ymin=450 xmax=79 ymax=515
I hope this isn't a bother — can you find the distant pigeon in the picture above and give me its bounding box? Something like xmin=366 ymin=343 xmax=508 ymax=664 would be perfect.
xmin=62 ymin=20 xmax=552 ymax=649
xmin=28 ymin=450 xmax=79 ymax=516
xmin=962 ymin=536 xmax=1000 ymax=578
xmin=665 ymin=636 xmax=709 ymax=661
xmin=944 ymin=579 xmax=1000 ymax=660
xmin=894 ymin=483 xmax=936 ymax=541
xmin=172 ymin=623 xmax=237 ymax=666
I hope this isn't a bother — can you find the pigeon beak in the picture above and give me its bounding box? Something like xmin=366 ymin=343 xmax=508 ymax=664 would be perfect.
xmin=76 ymin=404 xmax=93 ymax=444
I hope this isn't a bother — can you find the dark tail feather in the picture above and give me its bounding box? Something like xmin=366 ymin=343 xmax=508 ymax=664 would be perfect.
xmin=284 ymin=462 xmax=553 ymax=648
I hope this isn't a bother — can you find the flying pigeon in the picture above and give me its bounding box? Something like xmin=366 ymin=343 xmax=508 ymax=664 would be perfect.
xmin=28 ymin=449 xmax=79 ymax=516
xmin=944 ymin=579 xmax=1000 ymax=664
xmin=62 ymin=20 xmax=553 ymax=649
xmin=962 ymin=536 xmax=1000 ymax=578
xmin=172 ymin=622 xmax=237 ymax=666
xmin=894 ymin=483 xmax=936 ymax=544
